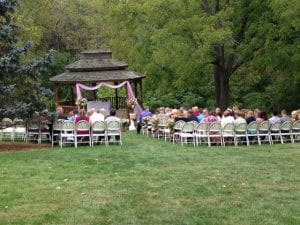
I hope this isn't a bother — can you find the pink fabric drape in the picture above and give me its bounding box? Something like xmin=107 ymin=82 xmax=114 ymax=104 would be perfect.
xmin=76 ymin=81 xmax=142 ymax=115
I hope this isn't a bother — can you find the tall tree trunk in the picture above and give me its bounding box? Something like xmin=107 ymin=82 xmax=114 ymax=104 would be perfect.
xmin=213 ymin=44 xmax=230 ymax=111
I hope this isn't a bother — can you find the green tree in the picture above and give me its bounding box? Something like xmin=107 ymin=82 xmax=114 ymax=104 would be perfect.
xmin=0 ymin=0 xmax=54 ymax=119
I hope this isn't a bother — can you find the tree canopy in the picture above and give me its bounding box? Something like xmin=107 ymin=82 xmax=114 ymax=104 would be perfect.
xmin=0 ymin=0 xmax=54 ymax=119
xmin=1 ymin=0 xmax=299 ymax=114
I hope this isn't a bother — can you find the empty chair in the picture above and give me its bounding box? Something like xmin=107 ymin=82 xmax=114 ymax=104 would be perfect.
xmin=246 ymin=121 xmax=258 ymax=145
xmin=75 ymin=120 xmax=91 ymax=148
xmin=11 ymin=118 xmax=26 ymax=142
xmin=234 ymin=123 xmax=248 ymax=146
xmin=222 ymin=123 xmax=235 ymax=146
xmin=178 ymin=122 xmax=195 ymax=147
xmin=60 ymin=120 xmax=75 ymax=148
xmin=257 ymin=121 xmax=271 ymax=145
xmin=106 ymin=120 xmax=122 ymax=145
xmin=172 ymin=120 xmax=185 ymax=143
xmin=194 ymin=123 xmax=209 ymax=146
xmin=39 ymin=121 xmax=51 ymax=143
xmin=1 ymin=118 xmax=14 ymax=141
xmin=91 ymin=121 xmax=107 ymax=146
xmin=280 ymin=121 xmax=293 ymax=144
xmin=52 ymin=120 xmax=63 ymax=147
xmin=269 ymin=122 xmax=282 ymax=144
xmin=26 ymin=119 xmax=40 ymax=143
xmin=208 ymin=122 xmax=223 ymax=147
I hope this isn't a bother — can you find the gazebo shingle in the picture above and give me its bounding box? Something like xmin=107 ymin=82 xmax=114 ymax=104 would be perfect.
xmin=50 ymin=70 xmax=145 ymax=83
xmin=50 ymin=50 xmax=145 ymax=83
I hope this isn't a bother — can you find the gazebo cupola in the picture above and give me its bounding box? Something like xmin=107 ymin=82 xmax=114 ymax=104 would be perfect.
xmin=50 ymin=50 xmax=145 ymax=113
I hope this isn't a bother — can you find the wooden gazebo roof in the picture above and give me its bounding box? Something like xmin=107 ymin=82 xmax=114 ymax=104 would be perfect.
xmin=50 ymin=50 xmax=145 ymax=114
xmin=50 ymin=50 xmax=146 ymax=83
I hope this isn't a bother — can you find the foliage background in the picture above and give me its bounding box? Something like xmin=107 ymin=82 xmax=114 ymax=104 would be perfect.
xmin=10 ymin=0 xmax=300 ymax=112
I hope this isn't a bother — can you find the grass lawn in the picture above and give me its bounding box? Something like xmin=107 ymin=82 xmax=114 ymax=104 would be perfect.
xmin=0 ymin=132 xmax=299 ymax=225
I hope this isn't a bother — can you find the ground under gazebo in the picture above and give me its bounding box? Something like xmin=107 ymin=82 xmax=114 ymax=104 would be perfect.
xmin=50 ymin=50 xmax=145 ymax=117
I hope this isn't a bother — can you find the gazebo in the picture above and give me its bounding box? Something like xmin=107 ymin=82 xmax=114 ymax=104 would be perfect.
xmin=50 ymin=50 xmax=145 ymax=116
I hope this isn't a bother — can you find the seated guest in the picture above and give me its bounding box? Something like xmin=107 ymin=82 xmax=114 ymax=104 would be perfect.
xmin=221 ymin=110 xmax=234 ymax=128
xmin=234 ymin=111 xmax=247 ymax=125
xmin=245 ymin=110 xmax=256 ymax=124
xmin=185 ymin=110 xmax=198 ymax=122
xmin=232 ymin=106 xmax=240 ymax=119
xmin=90 ymin=108 xmax=104 ymax=124
xmin=174 ymin=109 xmax=185 ymax=122
xmin=280 ymin=109 xmax=291 ymax=123
xmin=75 ymin=109 xmax=90 ymax=135
xmin=105 ymin=110 xmax=121 ymax=123
xmin=215 ymin=107 xmax=222 ymax=121
xmin=269 ymin=111 xmax=281 ymax=124
xmin=202 ymin=111 xmax=218 ymax=124
xmin=99 ymin=108 xmax=107 ymax=119
xmin=256 ymin=111 xmax=267 ymax=124
xmin=137 ymin=106 xmax=152 ymax=134
xmin=197 ymin=108 xmax=207 ymax=123
xmin=291 ymin=110 xmax=299 ymax=124
xmin=192 ymin=106 xmax=200 ymax=117
xmin=67 ymin=111 xmax=74 ymax=122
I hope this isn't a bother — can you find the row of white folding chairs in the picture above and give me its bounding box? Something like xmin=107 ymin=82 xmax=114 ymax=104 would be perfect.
xmin=171 ymin=120 xmax=300 ymax=147
xmin=0 ymin=118 xmax=27 ymax=142
xmin=52 ymin=120 xmax=122 ymax=148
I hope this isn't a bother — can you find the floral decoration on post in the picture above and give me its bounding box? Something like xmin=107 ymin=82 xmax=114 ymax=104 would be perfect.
xmin=166 ymin=118 xmax=175 ymax=133
xmin=75 ymin=98 xmax=88 ymax=109
xmin=126 ymin=98 xmax=137 ymax=110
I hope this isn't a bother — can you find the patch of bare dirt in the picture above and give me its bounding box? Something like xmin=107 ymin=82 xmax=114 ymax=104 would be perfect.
xmin=0 ymin=142 xmax=51 ymax=153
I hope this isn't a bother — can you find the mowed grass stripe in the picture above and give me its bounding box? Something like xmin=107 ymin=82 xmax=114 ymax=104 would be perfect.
xmin=0 ymin=132 xmax=299 ymax=225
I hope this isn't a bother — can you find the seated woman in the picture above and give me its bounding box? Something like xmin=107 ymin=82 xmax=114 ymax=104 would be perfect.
xmin=202 ymin=111 xmax=218 ymax=124
xmin=75 ymin=109 xmax=90 ymax=135
xmin=246 ymin=110 xmax=256 ymax=124
xmin=256 ymin=111 xmax=267 ymax=124
xmin=291 ymin=110 xmax=300 ymax=124
xmin=221 ymin=110 xmax=234 ymax=128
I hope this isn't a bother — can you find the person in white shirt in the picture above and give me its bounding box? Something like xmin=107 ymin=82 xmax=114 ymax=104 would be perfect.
xmin=89 ymin=108 xmax=104 ymax=125
xmin=234 ymin=111 xmax=247 ymax=125
xmin=221 ymin=110 xmax=235 ymax=128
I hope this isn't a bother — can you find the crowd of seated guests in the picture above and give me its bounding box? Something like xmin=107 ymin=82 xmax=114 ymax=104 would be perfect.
xmin=138 ymin=105 xmax=300 ymax=132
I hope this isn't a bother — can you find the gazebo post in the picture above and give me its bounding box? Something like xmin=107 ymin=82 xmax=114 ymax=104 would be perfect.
xmin=114 ymin=81 xmax=119 ymax=110
xmin=54 ymin=83 xmax=61 ymax=106
xmin=134 ymin=80 xmax=138 ymax=97
xmin=139 ymin=79 xmax=143 ymax=106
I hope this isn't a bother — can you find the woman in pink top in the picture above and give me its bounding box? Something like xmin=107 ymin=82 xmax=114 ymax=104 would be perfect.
xmin=75 ymin=109 xmax=90 ymax=135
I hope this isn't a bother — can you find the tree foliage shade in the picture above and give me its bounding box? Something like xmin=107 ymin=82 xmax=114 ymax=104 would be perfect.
xmin=3 ymin=0 xmax=299 ymax=113
xmin=0 ymin=0 xmax=54 ymax=119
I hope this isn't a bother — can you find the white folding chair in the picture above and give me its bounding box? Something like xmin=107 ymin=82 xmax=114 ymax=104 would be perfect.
xmin=222 ymin=123 xmax=235 ymax=146
xmin=60 ymin=121 xmax=75 ymax=148
xmin=291 ymin=121 xmax=300 ymax=143
xmin=11 ymin=118 xmax=26 ymax=142
xmin=234 ymin=123 xmax=248 ymax=146
xmin=106 ymin=120 xmax=122 ymax=145
xmin=208 ymin=122 xmax=223 ymax=147
xmin=269 ymin=122 xmax=282 ymax=144
xmin=257 ymin=121 xmax=271 ymax=145
xmin=52 ymin=120 xmax=63 ymax=147
xmin=246 ymin=121 xmax=258 ymax=145
xmin=178 ymin=122 xmax=195 ymax=147
xmin=26 ymin=119 xmax=40 ymax=143
xmin=75 ymin=120 xmax=91 ymax=148
xmin=91 ymin=121 xmax=107 ymax=146
xmin=194 ymin=123 xmax=209 ymax=146
xmin=1 ymin=118 xmax=14 ymax=141
xmin=280 ymin=121 xmax=293 ymax=144
xmin=172 ymin=120 xmax=185 ymax=144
